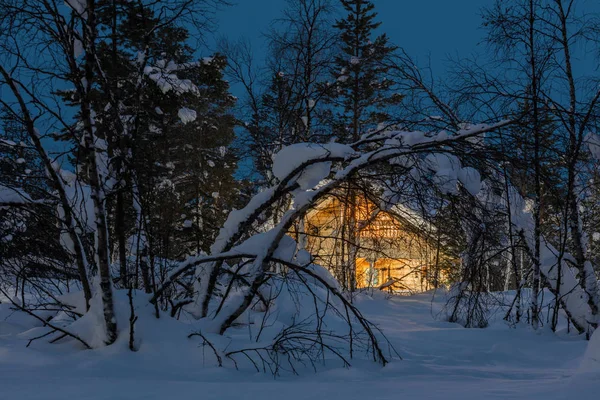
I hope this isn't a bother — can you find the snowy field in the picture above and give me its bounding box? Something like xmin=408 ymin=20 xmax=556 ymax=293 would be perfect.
xmin=0 ymin=292 xmax=598 ymax=400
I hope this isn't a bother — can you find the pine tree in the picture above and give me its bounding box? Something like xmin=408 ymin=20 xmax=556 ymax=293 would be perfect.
xmin=326 ymin=0 xmax=402 ymax=143
xmin=112 ymin=8 xmax=239 ymax=264
xmin=136 ymin=54 xmax=239 ymax=257
xmin=56 ymin=1 xmax=240 ymax=286
xmin=321 ymin=0 xmax=402 ymax=291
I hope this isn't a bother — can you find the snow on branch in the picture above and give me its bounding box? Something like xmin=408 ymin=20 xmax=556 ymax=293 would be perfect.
xmin=0 ymin=184 xmax=33 ymax=205
xmin=144 ymin=60 xmax=200 ymax=95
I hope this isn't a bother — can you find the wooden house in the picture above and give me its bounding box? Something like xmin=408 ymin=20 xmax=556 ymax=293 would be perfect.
xmin=297 ymin=194 xmax=453 ymax=293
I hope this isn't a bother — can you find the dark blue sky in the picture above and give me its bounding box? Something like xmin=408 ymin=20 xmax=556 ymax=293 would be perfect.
xmin=213 ymin=0 xmax=600 ymax=98
xmin=212 ymin=0 xmax=498 ymax=176
xmin=213 ymin=0 xmax=494 ymax=86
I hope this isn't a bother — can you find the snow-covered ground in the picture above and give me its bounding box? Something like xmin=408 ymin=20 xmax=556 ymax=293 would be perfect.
xmin=0 ymin=292 xmax=597 ymax=399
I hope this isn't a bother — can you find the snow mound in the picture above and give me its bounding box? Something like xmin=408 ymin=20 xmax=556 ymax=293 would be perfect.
xmin=579 ymin=329 xmax=600 ymax=376
xmin=0 ymin=184 xmax=32 ymax=204
xmin=301 ymin=263 xmax=341 ymax=292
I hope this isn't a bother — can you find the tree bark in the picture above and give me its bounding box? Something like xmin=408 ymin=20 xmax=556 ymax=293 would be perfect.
xmin=81 ymin=0 xmax=118 ymax=344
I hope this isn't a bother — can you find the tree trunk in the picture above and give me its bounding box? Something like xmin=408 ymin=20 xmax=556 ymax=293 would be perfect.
xmin=82 ymin=0 xmax=118 ymax=344
xmin=117 ymin=190 xmax=128 ymax=287
xmin=528 ymin=0 xmax=541 ymax=330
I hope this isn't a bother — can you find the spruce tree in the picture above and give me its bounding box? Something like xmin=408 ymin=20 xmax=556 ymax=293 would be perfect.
xmin=56 ymin=1 xmax=240 ymax=286
xmin=326 ymin=0 xmax=402 ymax=143
xmin=322 ymin=0 xmax=402 ymax=291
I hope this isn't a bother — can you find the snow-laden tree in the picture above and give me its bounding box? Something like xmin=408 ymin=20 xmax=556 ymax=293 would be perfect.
xmin=2 ymin=0 xmax=600 ymax=375
xmin=147 ymin=121 xmax=514 ymax=362
xmin=447 ymin=0 xmax=600 ymax=333
xmin=0 ymin=0 xmax=234 ymax=344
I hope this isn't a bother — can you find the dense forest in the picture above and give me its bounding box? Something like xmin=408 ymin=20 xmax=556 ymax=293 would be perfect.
xmin=0 ymin=1 xmax=599 ymax=395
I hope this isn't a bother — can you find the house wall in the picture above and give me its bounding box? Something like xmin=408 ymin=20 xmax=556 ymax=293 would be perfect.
xmin=356 ymin=258 xmax=429 ymax=292
xmin=298 ymin=195 xmax=449 ymax=293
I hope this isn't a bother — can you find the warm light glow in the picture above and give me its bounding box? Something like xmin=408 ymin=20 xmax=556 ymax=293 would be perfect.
xmin=300 ymin=195 xmax=451 ymax=293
